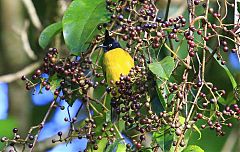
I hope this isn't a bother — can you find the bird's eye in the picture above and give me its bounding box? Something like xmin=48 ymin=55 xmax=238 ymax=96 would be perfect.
xmin=108 ymin=44 xmax=112 ymax=47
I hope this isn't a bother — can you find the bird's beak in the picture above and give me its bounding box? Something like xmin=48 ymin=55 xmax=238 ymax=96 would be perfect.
xmin=98 ymin=44 xmax=107 ymax=48
xmin=98 ymin=44 xmax=108 ymax=52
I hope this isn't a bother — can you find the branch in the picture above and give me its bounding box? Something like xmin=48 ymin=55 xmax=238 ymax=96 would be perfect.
xmin=30 ymin=100 xmax=56 ymax=152
xmin=174 ymin=0 xmax=196 ymax=151
xmin=13 ymin=20 xmax=38 ymax=60
xmin=21 ymin=0 xmax=42 ymax=30
xmin=0 ymin=61 xmax=41 ymax=83
xmin=35 ymin=119 xmax=86 ymax=151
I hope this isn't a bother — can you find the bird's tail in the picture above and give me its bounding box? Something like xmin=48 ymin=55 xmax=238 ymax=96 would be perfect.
xmin=103 ymin=93 xmax=119 ymax=123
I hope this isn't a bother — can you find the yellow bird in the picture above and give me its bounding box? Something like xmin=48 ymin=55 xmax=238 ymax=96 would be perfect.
xmin=101 ymin=30 xmax=134 ymax=122
xmin=102 ymin=30 xmax=134 ymax=84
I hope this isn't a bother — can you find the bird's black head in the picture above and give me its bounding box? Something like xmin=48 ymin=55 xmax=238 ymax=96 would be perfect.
xmin=102 ymin=30 xmax=121 ymax=52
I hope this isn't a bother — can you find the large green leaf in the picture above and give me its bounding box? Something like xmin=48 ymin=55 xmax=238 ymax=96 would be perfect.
xmin=148 ymin=56 xmax=175 ymax=80
xmin=39 ymin=22 xmax=62 ymax=49
xmin=62 ymin=0 xmax=109 ymax=55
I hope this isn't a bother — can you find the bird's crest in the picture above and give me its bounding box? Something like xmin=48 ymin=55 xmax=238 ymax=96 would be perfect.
xmin=102 ymin=30 xmax=121 ymax=52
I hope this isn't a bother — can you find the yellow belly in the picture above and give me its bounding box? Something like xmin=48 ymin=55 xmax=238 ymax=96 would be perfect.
xmin=103 ymin=48 xmax=134 ymax=84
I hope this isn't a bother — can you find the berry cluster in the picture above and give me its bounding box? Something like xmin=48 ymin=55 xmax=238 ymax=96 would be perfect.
xmin=1 ymin=128 xmax=35 ymax=151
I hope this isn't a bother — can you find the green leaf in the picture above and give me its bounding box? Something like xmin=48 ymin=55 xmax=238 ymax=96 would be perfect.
xmin=192 ymin=125 xmax=201 ymax=140
xmin=94 ymin=115 xmax=106 ymax=135
xmin=106 ymin=111 xmax=111 ymax=122
xmin=183 ymin=145 xmax=204 ymax=152
xmin=207 ymin=47 xmax=237 ymax=89
xmin=91 ymin=48 xmax=104 ymax=65
xmin=62 ymin=0 xmax=109 ymax=55
xmin=179 ymin=115 xmax=200 ymax=140
xmin=95 ymin=138 xmax=108 ymax=152
xmin=48 ymin=73 xmax=61 ymax=93
xmin=218 ymin=97 xmax=226 ymax=105
xmin=171 ymin=34 xmax=188 ymax=59
xmin=152 ymin=87 xmax=165 ymax=112
xmin=179 ymin=116 xmax=185 ymax=124
xmin=116 ymin=143 xmax=126 ymax=152
xmin=105 ymin=139 xmax=124 ymax=152
xmin=153 ymin=126 xmax=174 ymax=151
xmin=118 ymin=120 xmax=125 ymax=133
xmin=93 ymin=85 xmax=105 ymax=101
xmin=218 ymin=92 xmax=236 ymax=105
xmin=39 ymin=22 xmax=62 ymax=49
xmin=155 ymin=79 xmax=168 ymax=110
xmin=48 ymin=73 xmax=80 ymax=106
xmin=226 ymin=92 xmax=237 ymax=105
xmin=148 ymin=56 xmax=175 ymax=80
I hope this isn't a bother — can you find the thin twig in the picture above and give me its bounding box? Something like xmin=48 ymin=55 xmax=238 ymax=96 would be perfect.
xmin=164 ymin=43 xmax=192 ymax=69
xmin=174 ymin=0 xmax=195 ymax=151
xmin=0 ymin=61 xmax=41 ymax=83
xmin=21 ymin=0 xmax=42 ymax=30
xmin=13 ymin=20 xmax=38 ymax=60
xmin=202 ymin=0 xmax=210 ymax=81
xmin=29 ymin=100 xmax=56 ymax=152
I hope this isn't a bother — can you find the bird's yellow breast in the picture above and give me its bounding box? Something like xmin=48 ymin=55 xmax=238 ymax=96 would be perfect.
xmin=103 ymin=48 xmax=134 ymax=84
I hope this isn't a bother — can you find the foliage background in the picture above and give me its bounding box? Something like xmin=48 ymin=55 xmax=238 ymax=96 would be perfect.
xmin=0 ymin=0 xmax=240 ymax=151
